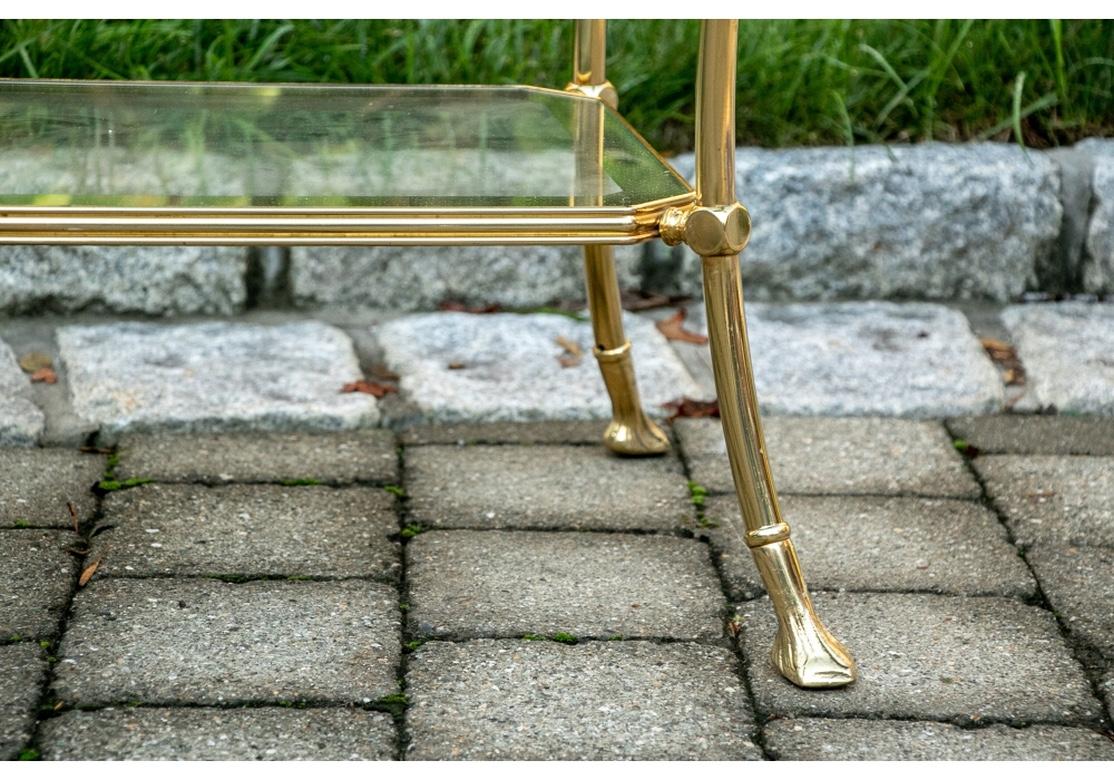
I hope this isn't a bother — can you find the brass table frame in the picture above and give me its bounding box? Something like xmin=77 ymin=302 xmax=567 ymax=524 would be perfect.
xmin=0 ymin=20 xmax=855 ymax=689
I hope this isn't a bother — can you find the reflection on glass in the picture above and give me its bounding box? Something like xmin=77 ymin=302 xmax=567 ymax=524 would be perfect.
xmin=0 ymin=81 xmax=691 ymax=209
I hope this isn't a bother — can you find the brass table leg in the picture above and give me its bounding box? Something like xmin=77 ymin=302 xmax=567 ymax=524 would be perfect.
xmin=583 ymin=244 xmax=670 ymax=456
xmin=679 ymin=20 xmax=855 ymax=688
xmin=568 ymin=19 xmax=668 ymax=456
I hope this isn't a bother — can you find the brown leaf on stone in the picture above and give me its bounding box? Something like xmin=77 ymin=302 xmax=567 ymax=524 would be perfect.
xmin=78 ymin=558 xmax=100 ymax=587
xmin=67 ymin=502 xmax=78 ymax=533
xmin=981 ymin=337 xmax=1026 ymax=386
xmin=30 ymin=367 xmax=57 ymax=384
xmin=340 ymin=380 xmax=397 ymax=398
xmin=438 ymin=300 xmax=501 ymax=314
xmin=18 ymin=351 xmax=53 ymax=373
xmin=662 ymin=397 xmax=720 ymax=420
xmin=555 ymin=336 xmax=583 ymax=368
xmin=655 ymin=308 xmax=708 ymax=345
xmin=447 ymin=362 xmax=466 ymax=370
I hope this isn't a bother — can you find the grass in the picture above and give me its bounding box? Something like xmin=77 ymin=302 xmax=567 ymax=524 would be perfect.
xmin=0 ymin=20 xmax=1110 ymax=150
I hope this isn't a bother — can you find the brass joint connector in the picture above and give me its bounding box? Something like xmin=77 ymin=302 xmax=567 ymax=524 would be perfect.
xmin=659 ymin=202 xmax=751 ymax=257
xmin=564 ymin=80 xmax=618 ymax=110
xmin=593 ymin=341 xmax=632 ymax=363
xmin=744 ymin=522 xmax=792 ymax=548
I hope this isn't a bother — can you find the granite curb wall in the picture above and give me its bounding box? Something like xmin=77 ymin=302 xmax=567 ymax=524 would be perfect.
xmin=1 ymin=140 xmax=1111 ymax=316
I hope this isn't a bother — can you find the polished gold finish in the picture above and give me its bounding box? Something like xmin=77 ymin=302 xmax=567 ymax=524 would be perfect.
xmin=659 ymin=202 xmax=751 ymax=256
xmin=571 ymin=19 xmax=668 ymax=457
xmin=567 ymin=20 xmax=617 ymax=108
xmin=694 ymin=20 xmax=855 ymax=688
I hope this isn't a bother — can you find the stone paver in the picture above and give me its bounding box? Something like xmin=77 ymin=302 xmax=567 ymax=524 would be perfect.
xmin=975 ymin=455 xmax=1114 ymax=547
xmin=700 ymin=495 xmax=1034 ymax=601
xmin=1028 ymin=546 xmax=1114 ymax=665
xmin=399 ymin=420 xmax=604 ymax=447
xmin=406 ymin=639 xmax=759 ymax=760
xmin=948 ymin=415 xmax=1114 ymax=456
xmin=739 ymin=592 xmax=1100 ymax=723
xmin=0 ymin=246 xmax=247 ymax=316
xmin=0 ymin=338 xmax=45 ymax=445
xmin=0 ymin=642 xmax=47 ymax=759
xmin=670 ymin=302 xmax=1003 ymax=417
xmin=376 ymin=311 xmax=699 ymax=423
xmin=1084 ymin=139 xmax=1114 ymax=293
xmin=94 ymin=484 xmax=399 ymax=580
xmin=115 ymin=430 xmax=398 ymax=484
xmin=54 ymin=578 xmax=400 ymax=706
xmin=0 ymin=449 xmax=103 ymax=529
xmin=667 ymin=144 xmax=1059 ymax=302
xmin=291 ymin=244 xmax=640 ymax=310
xmin=406 ymin=444 xmax=691 ymax=531
xmin=676 ymin=417 xmax=979 ymax=498
xmin=764 ymin=718 xmax=1114 ymax=760
xmin=39 ymin=707 xmax=396 ymax=760
xmin=407 ymin=531 xmax=724 ymax=641
xmin=1002 ymin=303 xmax=1114 ymax=414
xmin=1 ymin=530 xmax=81 ymax=640
xmin=57 ymin=321 xmax=378 ymax=439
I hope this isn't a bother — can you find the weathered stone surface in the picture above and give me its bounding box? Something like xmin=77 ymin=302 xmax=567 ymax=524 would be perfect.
xmin=764 ymin=718 xmax=1114 ymax=760
xmin=0 ymin=643 xmax=46 ymax=760
xmin=1 ymin=530 xmax=80 ymax=640
xmin=95 ymin=484 xmax=399 ymax=580
xmin=740 ymin=592 xmax=1099 ymax=723
xmin=0 ymin=246 xmax=247 ymax=315
xmin=406 ymin=639 xmax=759 ymax=760
xmin=290 ymin=245 xmax=640 ymax=310
xmin=1081 ymin=138 xmax=1114 ymax=294
xmin=399 ymin=420 xmax=604 ymax=447
xmin=407 ymin=530 xmax=723 ymax=641
xmin=663 ymin=144 xmax=1060 ymax=302
xmin=1001 ymin=303 xmax=1114 ymax=414
xmin=0 ymin=449 xmax=103 ymax=529
xmin=1103 ymin=671 xmax=1114 ymax=722
xmin=115 ymin=430 xmax=398 ymax=484
xmin=675 ymin=302 xmax=1003 ymax=417
xmin=699 ymin=495 xmax=1033 ymax=601
xmin=676 ymin=417 xmax=979 ymax=498
xmin=0 ymin=338 xmax=45 ymax=445
xmin=54 ymin=579 xmax=400 ymax=706
xmin=948 ymin=415 xmax=1114 ymax=456
xmin=58 ymin=321 xmax=378 ymax=439
xmin=406 ymin=444 xmax=690 ymax=531
xmin=39 ymin=707 xmax=396 ymax=760
xmin=376 ymin=311 xmax=698 ymax=423
xmin=975 ymin=455 xmax=1114 ymax=547
xmin=1028 ymin=546 xmax=1114 ymax=665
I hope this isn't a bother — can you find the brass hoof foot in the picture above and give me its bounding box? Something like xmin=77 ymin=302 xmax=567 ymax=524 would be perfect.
xmin=602 ymin=415 xmax=670 ymax=457
xmin=751 ymin=539 xmax=856 ymax=689
xmin=770 ymin=617 xmax=856 ymax=689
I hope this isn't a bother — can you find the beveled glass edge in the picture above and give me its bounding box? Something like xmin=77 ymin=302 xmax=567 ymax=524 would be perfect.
xmin=0 ymin=78 xmax=695 ymax=244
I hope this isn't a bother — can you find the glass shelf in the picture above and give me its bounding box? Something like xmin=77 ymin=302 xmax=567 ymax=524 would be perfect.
xmin=0 ymin=79 xmax=694 ymax=245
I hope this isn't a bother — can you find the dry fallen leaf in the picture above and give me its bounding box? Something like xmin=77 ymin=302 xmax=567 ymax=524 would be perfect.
xmin=447 ymin=362 xmax=466 ymax=370
xmin=78 ymin=559 xmax=100 ymax=587
xmin=18 ymin=351 xmax=53 ymax=373
xmin=340 ymin=380 xmax=397 ymax=398
xmin=30 ymin=367 xmax=57 ymax=384
xmin=655 ymin=308 xmax=708 ymax=345
xmin=555 ymin=336 xmax=583 ymax=368
xmin=980 ymin=337 xmax=1026 ymax=386
xmin=438 ymin=300 xmax=501 ymax=314
xmin=662 ymin=397 xmax=720 ymax=420
xmin=67 ymin=502 xmax=78 ymax=533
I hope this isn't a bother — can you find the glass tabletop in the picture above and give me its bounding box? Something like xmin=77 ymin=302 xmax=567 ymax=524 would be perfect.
xmin=0 ymin=80 xmax=691 ymax=211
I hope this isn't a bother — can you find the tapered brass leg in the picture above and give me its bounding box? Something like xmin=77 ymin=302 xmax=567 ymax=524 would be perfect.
xmin=683 ymin=20 xmax=854 ymax=688
xmin=701 ymin=254 xmax=855 ymax=687
xmin=583 ymin=245 xmax=669 ymax=456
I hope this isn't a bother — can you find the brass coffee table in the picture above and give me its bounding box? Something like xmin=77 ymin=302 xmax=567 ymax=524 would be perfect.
xmin=0 ymin=20 xmax=855 ymax=688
